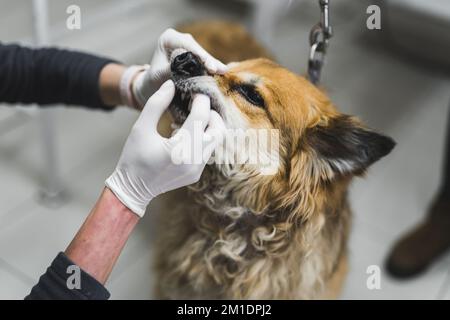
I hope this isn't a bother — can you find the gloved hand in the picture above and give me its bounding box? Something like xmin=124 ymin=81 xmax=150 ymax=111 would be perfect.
xmin=106 ymin=80 xmax=226 ymax=217
xmin=120 ymin=28 xmax=227 ymax=109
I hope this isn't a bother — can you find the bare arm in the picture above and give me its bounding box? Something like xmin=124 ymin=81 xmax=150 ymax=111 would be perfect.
xmin=99 ymin=62 xmax=148 ymax=109
xmin=65 ymin=187 xmax=139 ymax=284
xmin=98 ymin=63 xmax=126 ymax=107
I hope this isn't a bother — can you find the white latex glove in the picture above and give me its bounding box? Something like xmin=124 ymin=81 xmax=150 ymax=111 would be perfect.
xmin=106 ymin=80 xmax=226 ymax=217
xmin=120 ymin=28 xmax=227 ymax=109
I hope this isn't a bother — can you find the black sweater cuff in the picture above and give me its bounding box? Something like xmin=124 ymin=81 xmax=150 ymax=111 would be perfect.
xmin=25 ymin=252 xmax=110 ymax=300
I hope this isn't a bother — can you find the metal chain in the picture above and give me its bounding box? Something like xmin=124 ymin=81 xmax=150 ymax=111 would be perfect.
xmin=308 ymin=0 xmax=333 ymax=85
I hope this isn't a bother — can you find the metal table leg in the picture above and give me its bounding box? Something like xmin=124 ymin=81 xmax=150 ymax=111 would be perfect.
xmin=32 ymin=0 xmax=67 ymax=207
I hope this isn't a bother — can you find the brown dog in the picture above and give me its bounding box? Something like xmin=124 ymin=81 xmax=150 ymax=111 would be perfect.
xmin=153 ymin=21 xmax=395 ymax=299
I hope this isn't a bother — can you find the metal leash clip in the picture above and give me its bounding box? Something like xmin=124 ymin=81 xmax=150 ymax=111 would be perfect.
xmin=308 ymin=0 xmax=333 ymax=85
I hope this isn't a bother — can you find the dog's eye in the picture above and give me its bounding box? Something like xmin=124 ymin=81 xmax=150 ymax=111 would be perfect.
xmin=233 ymin=84 xmax=265 ymax=108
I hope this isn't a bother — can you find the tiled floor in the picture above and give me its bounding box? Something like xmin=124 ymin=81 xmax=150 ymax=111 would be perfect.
xmin=0 ymin=0 xmax=449 ymax=299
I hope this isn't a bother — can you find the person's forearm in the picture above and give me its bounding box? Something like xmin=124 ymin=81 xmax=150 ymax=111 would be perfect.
xmin=0 ymin=43 xmax=117 ymax=109
xmin=65 ymin=187 xmax=139 ymax=284
xmin=99 ymin=63 xmax=126 ymax=107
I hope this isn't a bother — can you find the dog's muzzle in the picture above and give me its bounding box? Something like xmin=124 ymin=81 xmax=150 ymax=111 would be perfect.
xmin=169 ymin=51 xmax=208 ymax=123
xmin=171 ymin=51 xmax=206 ymax=80
xmin=169 ymin=51 xmax=222 ymax=124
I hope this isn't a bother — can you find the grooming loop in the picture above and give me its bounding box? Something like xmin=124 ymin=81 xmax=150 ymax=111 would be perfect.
xmin=308 ymin=0 xmax=333 ymax=85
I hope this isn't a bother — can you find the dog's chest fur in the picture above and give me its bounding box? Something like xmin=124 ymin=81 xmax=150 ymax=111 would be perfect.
xmin=154 ymin=168 xmax=351 ymax=299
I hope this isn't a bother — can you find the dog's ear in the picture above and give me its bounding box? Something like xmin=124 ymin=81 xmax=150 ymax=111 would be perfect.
xmin=307 ymin=115 xmax=395 ymax=176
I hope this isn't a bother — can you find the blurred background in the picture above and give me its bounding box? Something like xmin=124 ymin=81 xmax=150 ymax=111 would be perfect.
xmin=0 ymin=0 xmax=449 ymax=299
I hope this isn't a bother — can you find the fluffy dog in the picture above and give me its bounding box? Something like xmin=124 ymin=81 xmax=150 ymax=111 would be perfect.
xmin=153 ymin=21 xmax=395 ymax=299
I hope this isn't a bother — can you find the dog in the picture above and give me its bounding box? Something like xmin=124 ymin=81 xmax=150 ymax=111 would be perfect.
xmin=153 ymin=21 xmax=395 ymax=299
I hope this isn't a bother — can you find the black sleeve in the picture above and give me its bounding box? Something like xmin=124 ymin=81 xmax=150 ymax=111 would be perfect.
xmin=0 ymin=42 xmax=119 ymax=110
xmin=25 ymin=252 xmax=110 ymax=300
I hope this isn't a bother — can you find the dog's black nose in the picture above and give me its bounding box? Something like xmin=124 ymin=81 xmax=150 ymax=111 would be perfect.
xmin=171 ymin=51 xmax=205 ymax=78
